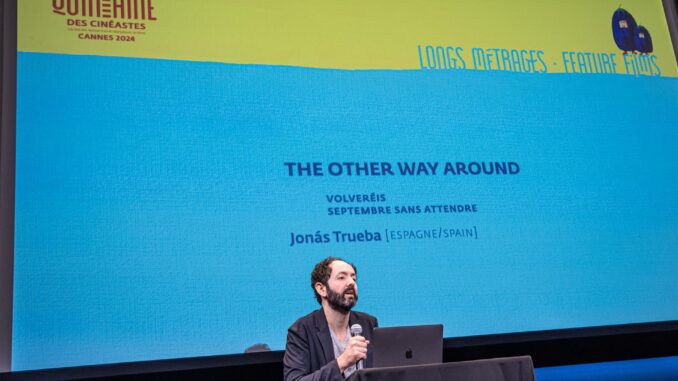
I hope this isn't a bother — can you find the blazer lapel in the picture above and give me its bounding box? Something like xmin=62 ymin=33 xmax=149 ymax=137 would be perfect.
xmin=314 ymin=309 xmax=335 ymax=364
xmin=348 ymin=313 xmax=358 ymax=335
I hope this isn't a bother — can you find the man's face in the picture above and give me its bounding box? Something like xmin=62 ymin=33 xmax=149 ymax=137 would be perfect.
xmin=323 ymin=260 xmax=358 ymax=313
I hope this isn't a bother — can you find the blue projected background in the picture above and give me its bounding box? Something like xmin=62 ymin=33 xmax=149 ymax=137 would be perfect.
xmin=12 ymin=51 xmax=678 ymax=370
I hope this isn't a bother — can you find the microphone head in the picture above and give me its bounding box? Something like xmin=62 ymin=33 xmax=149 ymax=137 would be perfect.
xmin=350 ymin=324 xmax=363 ymax=337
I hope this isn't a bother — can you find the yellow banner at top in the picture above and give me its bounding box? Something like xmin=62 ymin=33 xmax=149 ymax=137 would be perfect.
xmin=18 ymin=0 xmax=678 ymax=76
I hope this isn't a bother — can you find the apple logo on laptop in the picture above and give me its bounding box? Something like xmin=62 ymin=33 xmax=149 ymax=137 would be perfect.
xmin=405 ymin=348 xmax=413 ymax=359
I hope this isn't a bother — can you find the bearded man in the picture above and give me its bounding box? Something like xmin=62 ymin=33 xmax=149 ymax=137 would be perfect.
xmin=283 ymin=257 xmax=378 ymax=381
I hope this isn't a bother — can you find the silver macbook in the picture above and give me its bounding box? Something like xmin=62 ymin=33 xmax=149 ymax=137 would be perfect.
xmin=371 ymin=324 xmax=443 ymax=368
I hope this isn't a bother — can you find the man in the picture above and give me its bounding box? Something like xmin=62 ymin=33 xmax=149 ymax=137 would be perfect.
xmin=284 ymin=257 xmax=378 ymax=381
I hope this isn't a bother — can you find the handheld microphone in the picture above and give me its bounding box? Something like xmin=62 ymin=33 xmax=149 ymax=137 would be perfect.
xmin=350 ymin=324 xmax=364 ymax=370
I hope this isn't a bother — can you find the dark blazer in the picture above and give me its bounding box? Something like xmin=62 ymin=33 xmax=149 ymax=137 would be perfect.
xmin=283 ymin=308 xmax=378 ymax=381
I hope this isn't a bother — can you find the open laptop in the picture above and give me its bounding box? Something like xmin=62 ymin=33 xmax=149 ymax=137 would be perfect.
xmin=371 ymin=324 xmax=443 ymax=368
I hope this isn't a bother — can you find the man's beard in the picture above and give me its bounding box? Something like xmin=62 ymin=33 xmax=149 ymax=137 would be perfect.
xmin=326 ymin=285 xmax=357 ymax=314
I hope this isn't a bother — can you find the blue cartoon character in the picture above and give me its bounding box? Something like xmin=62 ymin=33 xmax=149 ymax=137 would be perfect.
xmin=612 ymin=7 xmax=637 ymax=53
xmin=634 ymin=25 xmax=653 ymax=53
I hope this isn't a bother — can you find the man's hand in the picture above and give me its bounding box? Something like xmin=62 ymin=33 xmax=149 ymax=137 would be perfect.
xmin=337 ymin=336 xmax=369 ymax=372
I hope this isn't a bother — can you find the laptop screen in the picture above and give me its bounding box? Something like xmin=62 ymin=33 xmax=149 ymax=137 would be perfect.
xmin=371 ymin=324 xmax=443 ymax=368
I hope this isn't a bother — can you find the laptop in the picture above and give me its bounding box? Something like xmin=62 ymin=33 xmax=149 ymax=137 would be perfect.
xmin=371 ymin=324 xmax=443 ymax=368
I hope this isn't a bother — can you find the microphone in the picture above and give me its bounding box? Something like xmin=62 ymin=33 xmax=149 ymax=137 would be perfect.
xmin=350 ymin=324 xmax=364 ymax=370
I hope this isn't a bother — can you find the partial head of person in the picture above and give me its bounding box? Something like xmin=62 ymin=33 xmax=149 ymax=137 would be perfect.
xmin=311 ymin=256 xmax=358 ymax=314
